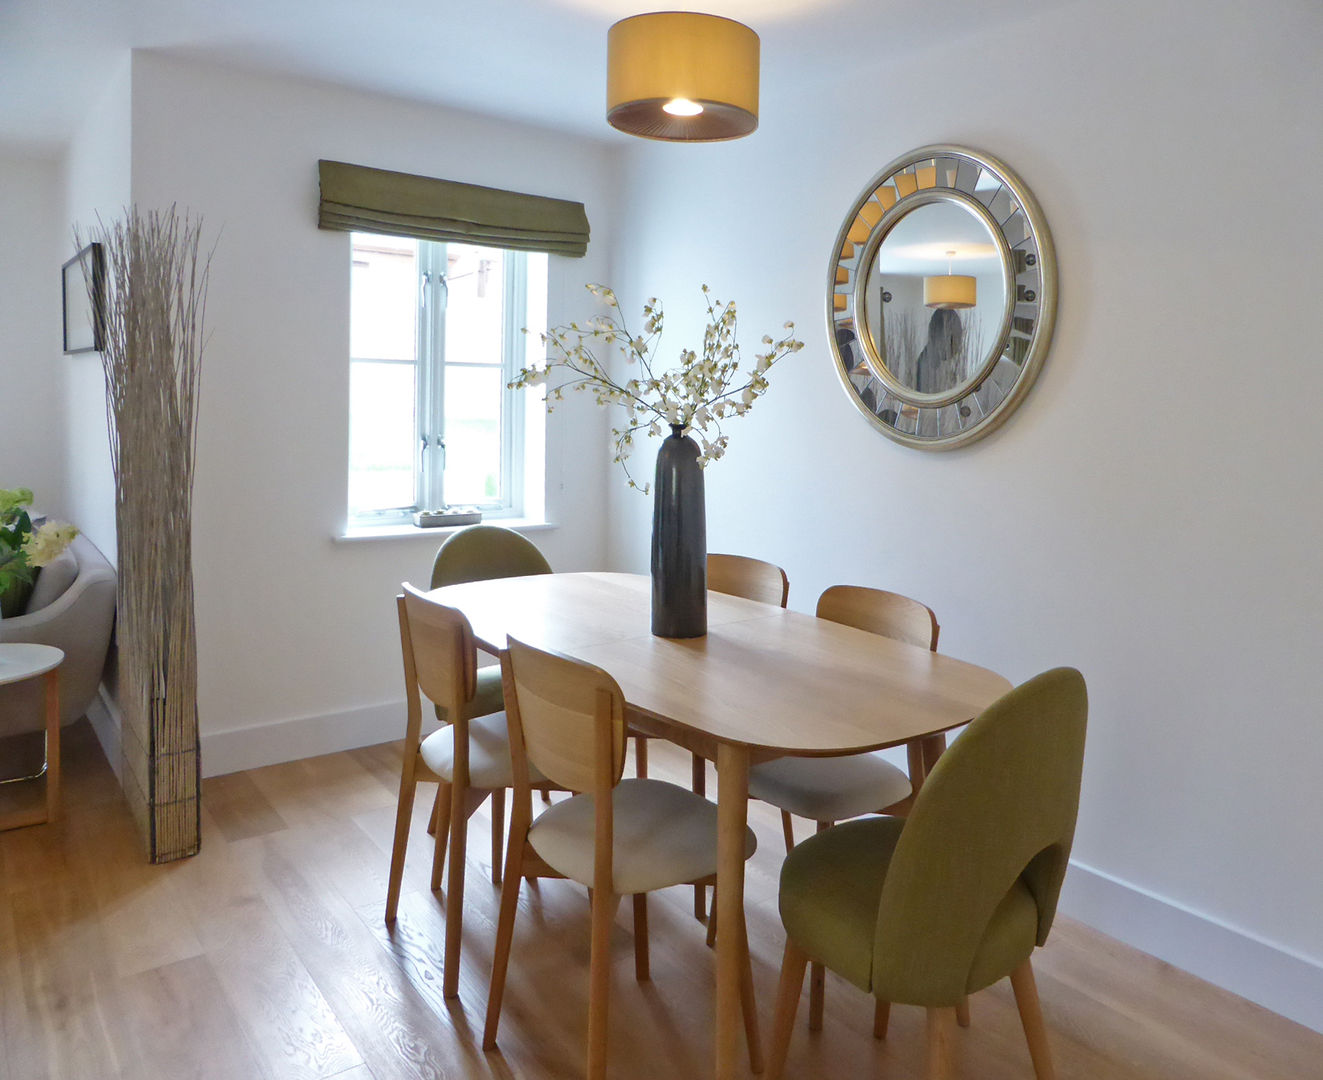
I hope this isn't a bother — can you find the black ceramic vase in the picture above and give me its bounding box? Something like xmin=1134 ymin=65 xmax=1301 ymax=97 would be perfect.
xmin=650 ymin=425 xmax=707 ymax=638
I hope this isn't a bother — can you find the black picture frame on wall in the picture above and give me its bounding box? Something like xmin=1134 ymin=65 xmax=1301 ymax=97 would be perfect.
xmin=62 ymin=242 xmax=106 ymax=354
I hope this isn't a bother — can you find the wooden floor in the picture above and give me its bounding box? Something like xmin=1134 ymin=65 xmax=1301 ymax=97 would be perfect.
xmin=1 ymin=721 xmax=1320 ymax=1080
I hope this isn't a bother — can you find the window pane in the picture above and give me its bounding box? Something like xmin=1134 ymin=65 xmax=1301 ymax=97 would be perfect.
xmin=444 ymin=365 xmax=503 ymax=505
xmin=351 ymin=233 xmax=417 ymax=361
xmin=349 ymin=360 xmax=417 ymax=514
xmin=444 ymin=245 xmax=504 ymax=365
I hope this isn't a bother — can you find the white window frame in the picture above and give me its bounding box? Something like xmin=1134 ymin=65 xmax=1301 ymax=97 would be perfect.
xmin=349 ymin=235 xmax=529 ymax=527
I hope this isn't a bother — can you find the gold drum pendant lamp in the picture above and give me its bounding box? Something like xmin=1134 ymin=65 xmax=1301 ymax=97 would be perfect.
xmin=607 ymin=12 xmax=760 ymax=141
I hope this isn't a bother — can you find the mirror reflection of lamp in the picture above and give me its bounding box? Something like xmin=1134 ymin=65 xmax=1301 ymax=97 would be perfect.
xmin=924 ymin=249 xmax=976 ymax=310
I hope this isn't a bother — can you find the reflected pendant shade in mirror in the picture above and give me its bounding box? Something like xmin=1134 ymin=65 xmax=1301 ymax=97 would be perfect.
xmin=924 ymin=250 xmax=976 ymax=309
xmin=607 ymin=12 xmax=759 ymax=141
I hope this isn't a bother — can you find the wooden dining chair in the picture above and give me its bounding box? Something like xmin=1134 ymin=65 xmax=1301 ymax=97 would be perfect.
xmin=429 ymin=524 xmax=555 ymax=861
xmin=747 ymin=583 xmax=938 ymax=1028
xmin=389 ymin=584 xmax=546 ymax=1002
xmin=767 ymin=668 xmax=1088 ymax=1080
xmin=483 ymin=635 xmax=762 ymax=1080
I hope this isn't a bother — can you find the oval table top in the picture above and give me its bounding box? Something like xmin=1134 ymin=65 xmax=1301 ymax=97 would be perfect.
xmin=427 ymin=571 xmax=1013 ymax=756
xmin=0 ymin=643 xmax=64 ymax=687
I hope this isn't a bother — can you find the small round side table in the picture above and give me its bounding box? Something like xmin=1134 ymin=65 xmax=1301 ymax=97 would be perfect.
xmin=0 ymin=643 xmax=65 ymax=831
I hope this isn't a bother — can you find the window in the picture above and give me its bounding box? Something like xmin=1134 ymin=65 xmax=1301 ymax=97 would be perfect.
xmin=348 ymin=232 xmax=547 ymax=524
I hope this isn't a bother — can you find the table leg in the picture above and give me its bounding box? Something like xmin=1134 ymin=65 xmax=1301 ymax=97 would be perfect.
xmin=44 ymin=669 xmax=60 ymax=822
xmin=716 ymin=743 xmax=751 ymax=1080
xmin=906 ymin=741 xmax=929 ymax=797
xmin=921 ymin=733 xmax=947 ymax=776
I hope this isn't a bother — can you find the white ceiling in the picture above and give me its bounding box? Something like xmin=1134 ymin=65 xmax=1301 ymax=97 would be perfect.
xmin=0 ymin=0 xmax=1071 ymax=154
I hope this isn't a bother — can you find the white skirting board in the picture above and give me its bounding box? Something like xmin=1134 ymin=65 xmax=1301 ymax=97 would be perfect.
xmin=90 ymin=683 xmax=1323 ymax=1037
xmin=1059 ymin=860 xmax=1323 ymax=1034
xmin=200 ymin=699 xmax=404 ymax=778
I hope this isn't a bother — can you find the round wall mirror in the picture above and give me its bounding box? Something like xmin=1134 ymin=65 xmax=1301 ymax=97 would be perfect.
xmin=827 ymin=146 xmax=1056 ymax=449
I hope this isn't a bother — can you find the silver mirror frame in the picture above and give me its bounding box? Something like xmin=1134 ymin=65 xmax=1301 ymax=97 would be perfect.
xmin=827 ymin=145 xmax=1057 ymax=450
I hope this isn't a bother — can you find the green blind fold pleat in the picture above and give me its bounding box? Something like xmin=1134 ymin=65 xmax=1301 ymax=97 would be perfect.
xmin=317 ymin=160 xmax=590 ymax=258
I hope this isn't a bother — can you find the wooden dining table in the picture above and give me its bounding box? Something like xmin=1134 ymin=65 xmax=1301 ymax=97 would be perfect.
xmin=426 ymin=571 xmax=1012 ymax=1079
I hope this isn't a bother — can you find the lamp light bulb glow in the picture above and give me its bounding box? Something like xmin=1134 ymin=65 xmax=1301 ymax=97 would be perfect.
xmin=662 ymin=98 xmax=704 ymax=117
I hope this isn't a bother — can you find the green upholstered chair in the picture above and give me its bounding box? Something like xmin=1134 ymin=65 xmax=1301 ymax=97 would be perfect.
xmin=748 ymin=583 xmax=938 ymax=1028
xmin=429 ymin=521 xmax=553 ymax=791
xmin=431 ymin=524 xmax=553 ymax=721
xmin=766 ymin=667 xmax=1088 ymax=1080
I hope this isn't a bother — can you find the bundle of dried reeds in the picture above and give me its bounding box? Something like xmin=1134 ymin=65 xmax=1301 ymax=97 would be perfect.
xmin=78 ymin=207 xmax=210 ymax=863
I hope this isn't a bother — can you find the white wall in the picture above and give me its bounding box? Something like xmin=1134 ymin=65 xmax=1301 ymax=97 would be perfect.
xmin=607 ymin=0 xmax=1323 ymax=1029
xmin=0 ymin=154 xmax=63 ymax=506
xmin=123 ymin=53 xmax=617 ymax=766
xmin=63 ymin=56 xmax=132 ymax=561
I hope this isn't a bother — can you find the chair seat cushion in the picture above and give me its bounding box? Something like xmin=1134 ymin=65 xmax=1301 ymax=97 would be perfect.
xmin=780 ymin=817 xmax=902 ymax=992
xmin=469 ymin=664 xmax=505 ymax=718
xmin=432 ymin=663 xmax=504 ymax=725
xmin=528 ymin=778 xmax=757 ymax=895
xmin=779 ymin=816 xmax=1040 ymax=1000
xmin=749 ymin=751 xmax=911 ymax=823
xmin=419 ymin=711 xmax=543 ymax=789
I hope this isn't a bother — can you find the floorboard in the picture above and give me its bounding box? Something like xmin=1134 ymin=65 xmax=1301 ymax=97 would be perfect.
xmin=2 ymin=720 xmax=1320 ymax=1080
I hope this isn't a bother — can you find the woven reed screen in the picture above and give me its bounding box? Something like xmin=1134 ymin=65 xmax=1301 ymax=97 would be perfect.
xmin=79 ymin=207 xmax=210 ymax=863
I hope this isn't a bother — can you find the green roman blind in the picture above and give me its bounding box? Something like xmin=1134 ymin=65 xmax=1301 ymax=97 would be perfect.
xmin=317 ymin=160 xmax=590 ymax=257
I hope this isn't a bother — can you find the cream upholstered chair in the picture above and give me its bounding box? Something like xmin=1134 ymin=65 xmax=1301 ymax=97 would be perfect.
xmin=767 ymin=668 xmax=1088 ymax=1080
xmin=389 ymin=585 xmax=546 ymax=1002
xmin=483 ymin=635 xmax=761 ymax=1080
xmin=748 ymin=583 xmax=939 ymax=1029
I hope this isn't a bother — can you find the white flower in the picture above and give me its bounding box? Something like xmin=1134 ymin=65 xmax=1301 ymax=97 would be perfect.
xmin=22 ymin=522 xmax=78 ymax=567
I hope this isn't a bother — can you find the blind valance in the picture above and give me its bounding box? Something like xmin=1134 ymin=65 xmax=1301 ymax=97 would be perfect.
xmin=317 ymin=160 xmax=590 ymax=258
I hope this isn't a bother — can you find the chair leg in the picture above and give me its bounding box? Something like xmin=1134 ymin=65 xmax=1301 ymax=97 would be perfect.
xmin=431 ymin=781 xmax=452 ymax=892
xmin=873 ymin=1000 xmax=890 ymax=1040
xmin=482 ymin=836 xmax=527 ymax=1051
xmin=587 ymin=890 xmax=622 ymax=1080
xmin=633 ymin=893 xmax=650 ymax=982
xmin=427 ymin=786 xmax=440 ymax=836
xmin=781 ymin=811 xmax=795 ymax=854
xmin=956 ymin=995 xmax=971 ymax=1028
xmin=490 ymin=788 xmax=505 ymax=886
xmin=738 ymin=910 xmax=763 ymax=1074
xmin=926 ymin=1006 xmax=958 ymax=1080
xmin=767 ymin=939 xmax=809 ymax=1080
xmin=385 ymin=769 xmax=417 ymax=924
xmin=635 ymin=736 xmax=648 ymax=778
xmin=1010 ymin=959 xmax=1057 ymax=1079
xmin=808 ymin=962 xmax=825 ymax=1031
xmin=807 ymin=820 xmax=829 ymax=1031
xmin=443 ymin=779 xmax=468 ymax=999
xmin=692 ymin=752 xmax=707 ymax=920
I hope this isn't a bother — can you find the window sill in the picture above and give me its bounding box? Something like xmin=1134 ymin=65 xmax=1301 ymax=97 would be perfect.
xmin=334 ymin=517 xmax=556 ymax=544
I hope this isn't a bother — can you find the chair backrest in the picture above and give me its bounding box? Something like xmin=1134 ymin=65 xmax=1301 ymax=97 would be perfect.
xmin=870 ymin=667 xmax=1087 ymax=1004
xmin=816 ymin=584 xmax=939 ymax=650
xmin=431 ymin=525 xmax=552 ymax=589
xmin=398 ymin=584 xmax=478 ymax=745
xmin=707 ymin=553 xmax=789 ymax=608
xmin=501 ymin=635 xmax=628 ymax=796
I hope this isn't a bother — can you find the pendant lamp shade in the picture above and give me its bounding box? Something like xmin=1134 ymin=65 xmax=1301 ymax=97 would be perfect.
xmin=607 ymin=12 xmax=759 ymax=141
xmin=923 ymin=274 xmax=977 ymax=309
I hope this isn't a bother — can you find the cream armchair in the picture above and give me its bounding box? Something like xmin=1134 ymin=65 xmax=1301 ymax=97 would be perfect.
xmin=0 ymin=534 xmax=117 ymax=739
